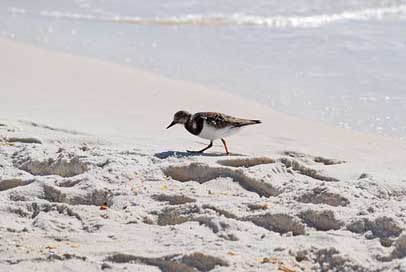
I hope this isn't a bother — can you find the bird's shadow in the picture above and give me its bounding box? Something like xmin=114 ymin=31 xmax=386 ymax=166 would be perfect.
xmin=154 ymin=150 xmax=246 ymax=159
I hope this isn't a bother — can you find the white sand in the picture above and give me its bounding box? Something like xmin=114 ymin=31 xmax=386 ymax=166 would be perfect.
xmin=1 ymin=38 xmax=406 ymax=271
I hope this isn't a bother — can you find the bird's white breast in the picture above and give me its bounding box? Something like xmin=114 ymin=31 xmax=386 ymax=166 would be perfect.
xmin=197 ymin=122 xmax=241 ymax=140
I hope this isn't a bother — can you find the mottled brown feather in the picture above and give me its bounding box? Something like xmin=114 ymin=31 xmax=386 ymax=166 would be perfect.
xmin=193 ymin=112 xmax=261 ymax=129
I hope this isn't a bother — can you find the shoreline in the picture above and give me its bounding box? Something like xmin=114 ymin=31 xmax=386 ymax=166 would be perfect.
xmin=2 ymin=36 xmax=405 ymax=141
xmin=1 ymin=37 xmax=404 ymax=141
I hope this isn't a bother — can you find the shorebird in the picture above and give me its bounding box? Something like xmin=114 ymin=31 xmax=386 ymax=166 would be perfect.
xmin=166 ymin=111 xmax=261 ymax=155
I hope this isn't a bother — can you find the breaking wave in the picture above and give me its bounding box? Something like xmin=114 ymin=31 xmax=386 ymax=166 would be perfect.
xmin=6 ymin=5 xmax=406 ymax=28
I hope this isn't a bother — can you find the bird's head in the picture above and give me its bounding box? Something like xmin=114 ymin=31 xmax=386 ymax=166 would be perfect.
xmin=166 ymin=110 xmax=192 ymax=129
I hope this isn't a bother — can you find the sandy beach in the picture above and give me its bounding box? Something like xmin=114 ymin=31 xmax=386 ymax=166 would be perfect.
xmin=1 ymin=38 xmax=406 ymax=271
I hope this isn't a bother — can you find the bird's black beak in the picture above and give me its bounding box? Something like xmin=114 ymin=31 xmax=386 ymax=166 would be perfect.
xmin=166 ymin=121 xmax=176 ymax=129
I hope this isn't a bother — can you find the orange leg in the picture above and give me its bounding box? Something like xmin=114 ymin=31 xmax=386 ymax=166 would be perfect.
xmin=221 ymin=138 xmax=230 ymax=155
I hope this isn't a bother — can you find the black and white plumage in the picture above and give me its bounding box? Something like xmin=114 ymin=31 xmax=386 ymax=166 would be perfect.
xmin=166 ymin=111 xmax=261 ymax=154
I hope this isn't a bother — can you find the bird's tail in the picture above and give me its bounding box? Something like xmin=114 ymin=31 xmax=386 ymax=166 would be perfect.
xmin=234 ymin=119 xmax=262 ymax=128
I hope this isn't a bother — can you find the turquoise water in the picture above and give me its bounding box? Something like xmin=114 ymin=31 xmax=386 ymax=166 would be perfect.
xmin=1 ymin=0 xmax=406 ymax=137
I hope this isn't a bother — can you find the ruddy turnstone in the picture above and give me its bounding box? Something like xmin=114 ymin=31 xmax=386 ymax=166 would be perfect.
xmin=167 ymin=111 xmax=261 ymax=155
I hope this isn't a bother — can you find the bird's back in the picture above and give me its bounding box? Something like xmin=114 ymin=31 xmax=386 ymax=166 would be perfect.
xmin=193 ymin=112 xmax=261 ymax=129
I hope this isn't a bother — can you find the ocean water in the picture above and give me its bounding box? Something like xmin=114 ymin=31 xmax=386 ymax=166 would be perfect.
xmin=1 ymin=0 xmax=406 ymax=138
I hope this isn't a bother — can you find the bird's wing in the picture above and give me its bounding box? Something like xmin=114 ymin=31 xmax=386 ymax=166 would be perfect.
xmin=194 ymin=112 xmax=261 ymax=128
